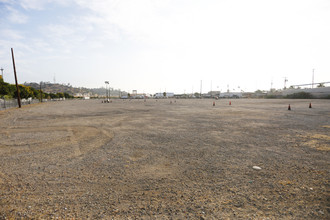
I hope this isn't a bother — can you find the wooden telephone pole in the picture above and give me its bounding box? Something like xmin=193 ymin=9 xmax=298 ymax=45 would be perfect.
xmin=11 ymin=48 xmax=21 ymax=108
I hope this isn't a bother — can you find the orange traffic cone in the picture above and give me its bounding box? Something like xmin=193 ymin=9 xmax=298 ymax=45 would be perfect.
xmin=309 ymin=102 xmax=312 ymax=108
xmin=288 ymin=104 xmax=291 ymax=110
xmin=213 ymin=101 xmax=215 ymax=106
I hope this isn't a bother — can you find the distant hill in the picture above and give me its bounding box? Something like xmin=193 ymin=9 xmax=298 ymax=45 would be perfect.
xmin=24 ymin=82 xmax=127 ymax=97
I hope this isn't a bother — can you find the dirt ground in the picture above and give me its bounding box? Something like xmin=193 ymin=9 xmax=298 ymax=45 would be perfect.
xmin=0 ymin=99 xmax=329 ymax=219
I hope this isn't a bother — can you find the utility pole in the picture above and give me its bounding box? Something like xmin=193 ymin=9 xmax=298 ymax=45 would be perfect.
xmin=270 ymin=79 xmax=273 ymax=91
xmin=312 ymin=69 xmax=315 ymax=88
xmin=11 ymin=48 xmax=21 ymax=108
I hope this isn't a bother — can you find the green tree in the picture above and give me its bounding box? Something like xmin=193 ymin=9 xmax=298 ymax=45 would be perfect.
xmin=42 ymin=92 xmax=49 ymax=99
xmin=57 ymin=92 xmax=65 ymax=98
xmin=64 ymin=92 xmax=72 ymax=99
xmin=0 ymin=80 xmax=11 ymax=97
xmin=49 ymin=93 xmax=58 ymax=99
xmin=14 ymin=85 xmax=31 ymax=99
xmin=30 ymin=87 xmax=40 ymax=98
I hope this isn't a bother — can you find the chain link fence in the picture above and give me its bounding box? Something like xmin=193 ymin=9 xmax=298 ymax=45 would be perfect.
xmin=0 ymin=98 xmax=41 ymax=110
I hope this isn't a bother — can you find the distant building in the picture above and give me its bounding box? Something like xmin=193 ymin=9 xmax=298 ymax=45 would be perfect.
xmin=207 ymin=91 xmax=221 ymax=97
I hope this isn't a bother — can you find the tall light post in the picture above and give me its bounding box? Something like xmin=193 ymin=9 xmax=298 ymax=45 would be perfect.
xmin=105 ymin=81 xmax=109 ymax=101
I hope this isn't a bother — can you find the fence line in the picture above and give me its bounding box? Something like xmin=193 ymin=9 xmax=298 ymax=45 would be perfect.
xmin=0 ymin=98 xmax=66 ymax=111
xmin=0 ymin=98 xmax=38 ymax=110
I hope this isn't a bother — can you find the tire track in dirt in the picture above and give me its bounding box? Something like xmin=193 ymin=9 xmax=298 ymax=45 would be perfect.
xmin=0 ymin=125 xmax=114 ymax=161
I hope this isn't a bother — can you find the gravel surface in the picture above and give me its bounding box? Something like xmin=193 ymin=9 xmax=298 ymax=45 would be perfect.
xmin=0 ymin=99 xmax=329 ymax=219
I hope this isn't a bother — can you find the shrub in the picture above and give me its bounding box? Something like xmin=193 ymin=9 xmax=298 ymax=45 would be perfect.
xmin=285 ymin=92 xmax=314 ymax=99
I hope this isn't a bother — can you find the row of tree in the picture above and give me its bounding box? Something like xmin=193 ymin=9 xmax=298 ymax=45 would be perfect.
xmin=0 ymin=77 xmax=73 ymax=99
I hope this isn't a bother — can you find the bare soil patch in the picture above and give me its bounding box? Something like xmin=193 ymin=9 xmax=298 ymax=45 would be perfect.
xmin=0 ymin=99 xmax=329 ymax=219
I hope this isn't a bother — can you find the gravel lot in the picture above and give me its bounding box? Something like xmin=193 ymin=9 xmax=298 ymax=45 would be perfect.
xmin=0 ymin=99 xmax=329 ymax=219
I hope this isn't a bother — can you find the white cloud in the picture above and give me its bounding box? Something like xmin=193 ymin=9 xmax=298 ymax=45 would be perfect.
xmin=0 ymin=29 xmax=25 ymax=43
xmin=6 ymin=6 xmax=28 ymax=23
xmin=19 ymin=0 xmax=49 ymax=10
xmin=19 ymin=0 xmax=72 ymax=10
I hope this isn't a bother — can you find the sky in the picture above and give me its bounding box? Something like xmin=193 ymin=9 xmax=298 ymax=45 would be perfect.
xmin=0 ymin=0 xmax=329 ymax=94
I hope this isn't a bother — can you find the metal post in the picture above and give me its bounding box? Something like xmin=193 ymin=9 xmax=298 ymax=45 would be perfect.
xmin=40 ymin=82 xmax=43 ymax=102
xmin=11 ymin=48 xmax=21 ymax=108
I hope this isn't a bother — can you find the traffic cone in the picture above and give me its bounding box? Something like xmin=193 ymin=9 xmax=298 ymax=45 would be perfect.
xmin=213 ymin=101 xmax=215 ymax=106
xmin=288 ymin=104 xmax=291 ymax=110
xmin=309 ymin=102 xmax=312 ymax=108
